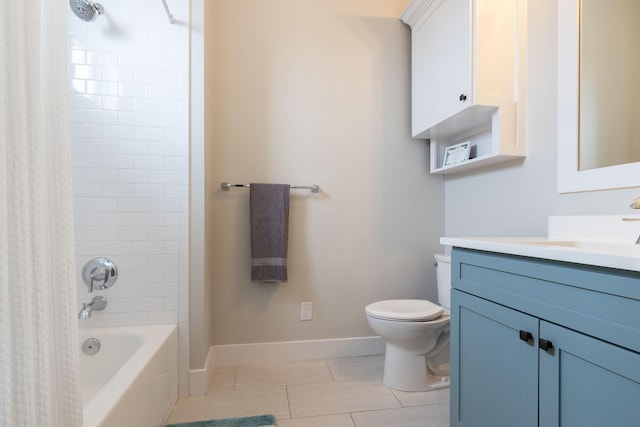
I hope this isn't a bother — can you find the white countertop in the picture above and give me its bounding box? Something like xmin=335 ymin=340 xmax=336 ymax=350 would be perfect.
xmin=441 ymin=215 xmax=640 ymax=272
xmin=440 ymin=236 xmax=640 ymax=272
xmin=441 ymin=216 xmax=640 ymax=272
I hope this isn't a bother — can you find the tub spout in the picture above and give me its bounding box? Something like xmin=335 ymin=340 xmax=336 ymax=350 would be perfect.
xmin=78 ymin=296 xmax=107 ymax=319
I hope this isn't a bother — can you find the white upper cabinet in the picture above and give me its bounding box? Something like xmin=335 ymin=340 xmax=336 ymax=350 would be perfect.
xmin=401 ymin=0 xmax=527 ymax=174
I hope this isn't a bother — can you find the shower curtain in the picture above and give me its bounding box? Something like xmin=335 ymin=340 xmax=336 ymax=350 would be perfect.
xmin=0 ymin=1 xmax=83 ymax=426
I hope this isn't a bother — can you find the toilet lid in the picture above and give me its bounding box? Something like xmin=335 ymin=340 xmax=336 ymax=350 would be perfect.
xmin=365 ymin=299 xmax=443 ymax=321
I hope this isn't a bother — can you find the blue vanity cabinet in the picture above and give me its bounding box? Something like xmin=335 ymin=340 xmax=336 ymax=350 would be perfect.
xmin=450 ymin=248 xmax=640 ymax=427
xmin=451 ymin=290 xmax=538 ymax=427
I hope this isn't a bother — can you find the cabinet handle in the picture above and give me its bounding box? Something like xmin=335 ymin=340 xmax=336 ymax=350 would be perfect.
xmin=459 ymin=94 xmax=467 ymax=102
xmin=539 ymin=338 xmax=554 ymax=352
xmin=519 ymin=330 xmax=533 ymax=343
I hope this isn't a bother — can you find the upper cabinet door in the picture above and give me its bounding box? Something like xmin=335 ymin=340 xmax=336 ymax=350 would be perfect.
xmin=411 ymin=0 xmax=470 ymax=137
xmin=401 ymin=0 xmax=527 ymax=174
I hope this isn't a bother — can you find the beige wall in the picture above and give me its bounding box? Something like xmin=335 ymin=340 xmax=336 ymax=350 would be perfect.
xmin=203 ymin=0 xmax=445 ymax=345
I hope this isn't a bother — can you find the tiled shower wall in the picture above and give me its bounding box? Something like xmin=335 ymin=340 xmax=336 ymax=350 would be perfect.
xmin=67 ymin=0 xmax=190 ymax=395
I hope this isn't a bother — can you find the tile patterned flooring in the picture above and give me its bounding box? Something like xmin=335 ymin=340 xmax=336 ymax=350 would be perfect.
xmin=167 ymin=355 xmax=450 ymax=427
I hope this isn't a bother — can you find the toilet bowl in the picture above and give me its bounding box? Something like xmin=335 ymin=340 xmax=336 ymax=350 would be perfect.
xmin=365 ymin=254 xmax=451 ymax=391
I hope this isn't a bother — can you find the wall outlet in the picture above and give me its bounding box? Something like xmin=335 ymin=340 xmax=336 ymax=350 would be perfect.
xmin=300 ymin=302 xmax=312 ymax=321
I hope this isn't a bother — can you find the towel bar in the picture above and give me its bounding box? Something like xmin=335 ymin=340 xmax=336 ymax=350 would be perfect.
xmin=221 ymin=182 xmax=319 ymax=193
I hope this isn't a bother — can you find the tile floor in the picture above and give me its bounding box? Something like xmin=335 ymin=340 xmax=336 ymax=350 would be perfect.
xmin=167 ymin=355 xmax=450 ymax=427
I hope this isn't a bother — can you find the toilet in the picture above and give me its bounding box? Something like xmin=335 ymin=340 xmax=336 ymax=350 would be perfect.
xmin=365 ymin=254 xmax=451 ymax=391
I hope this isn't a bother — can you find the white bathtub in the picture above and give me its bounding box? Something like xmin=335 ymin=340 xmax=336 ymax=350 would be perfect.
xmin=79 ymin=325 xmax=178 ymax=427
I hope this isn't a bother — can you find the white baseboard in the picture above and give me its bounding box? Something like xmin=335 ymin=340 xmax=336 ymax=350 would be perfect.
xmin=188 ymin=346 xmax=215 ymax=397
xmin=211 ymin=336 xmax=385 ymax=368
xmin=187 ymin=336 xmax=384 ymax=395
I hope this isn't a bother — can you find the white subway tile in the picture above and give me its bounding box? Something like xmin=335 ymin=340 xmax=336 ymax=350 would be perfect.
xmin=133 ymin=127 xmax=164 ymax=141
xmin=134 ymin=268 xmax=165 ymax=283
xmin=70 ymin=79 xmax=86 ymax=93
xmin=133 ymin=297 xmax=164 ymax=311
xmin=102 ymin=154 xmax=134 ymax=169
xmin=102 ymin=212 xmax=135 ymax=226
xmin=135 ymin=69 xmax=165 ymax=85
xmin=71 ymin=64 xmax=103 ymax=80
xmin=118 ymin=53 xmax=150 ymax=69
xmin=134 ymin=156 xmax=165 ymax=170
xmin=74 ymin=240 xmax=103 ymax=256
xmin=70 ymin=123 xmax=102 ymax=138
xmin=148 ymin=226 xmax=179 ymax=241
xmin=134 ymin=98 xmax=165 ymax=113
xmin=148 ymin=198 xmax=179 ymax=212
xmin=118 ymin=82 xmax=150 ymax=98
xmin=118 ymin=169 xmax=149 ymax=184
xmin=85 ymin=139 xmax=118 ymax=153
xmin=73 ymin=182 xmax=101 ymax=197
xmin=134 ymin=241 xmax=165 ymax=255
xmin=104 ymin=67 xmax=135 ymax=83
xmin=86 ymin=226 xmax=120 ymax=241
xmin=118 ymin=111 xmax=149 ymax=127
xmin=84 ymin=197 xmax=118 ymax=212
xmin=134 ymin=212 xmax=165 ymax=226
xmin=148 ymin=113 xmax=178 ymax=128
xmin=69 ymin=49 xmax=87 ymax=64
xmin=118 ymin=197 xmax=149 ymax=212
xmin=148 ymin=311 xmax=178 ymax=324
xmin=102 ymin=241 xmax=135 ymax=254
xmin=69 ymin=93 xmax=101 ymax=109
xmin=149 ymin=283 xmax=179 ymax=297
xmin=134 ymin=183 xmax=165 ymax=197
xmin=117 ymin=226 xmax=150 ymax=241
xmin=105 ymin=298 xmax=135 ymax=313
xmin=74 ymin=211 xmax=103 ymax=226
xmin=102 ymin=183 xmax=135 ymax=197
xmin=148 ymin=254 xmax=179 ymax=268
xmin=87 ymin=80 xmax=119 ymax=96
xmin=118 ymin=311 xmax=150 ymax=326
xmin=85 ymin=168 xmax=119 ymax=183
xmin=117 ymin=283 xmax=150 ymax=298
xmin=118 ymin=140 xmax=150 ymax=155
xmin=103 ymin=96 xmax=134 ymax=111
xmin=86 ymin=109 xmax=118 ymax=125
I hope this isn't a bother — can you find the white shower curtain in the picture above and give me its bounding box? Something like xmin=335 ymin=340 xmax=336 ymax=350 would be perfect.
xmin=0 ymin=1 xmax=83 ymax=426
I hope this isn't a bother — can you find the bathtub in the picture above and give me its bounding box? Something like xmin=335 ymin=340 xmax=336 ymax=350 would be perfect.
xmin=79 ymin=325 xmax=178 ymax=427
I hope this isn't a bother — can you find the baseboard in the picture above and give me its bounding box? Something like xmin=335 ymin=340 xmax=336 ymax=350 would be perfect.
xmin=211 ymin=336 xmax=385 ymax=368
xmin=188 ymin=346 xmax=215 ymax=397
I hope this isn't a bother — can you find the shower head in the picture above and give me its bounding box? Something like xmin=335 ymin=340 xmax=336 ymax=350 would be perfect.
xmin=70 ymin=0 xmax=104 ymax=22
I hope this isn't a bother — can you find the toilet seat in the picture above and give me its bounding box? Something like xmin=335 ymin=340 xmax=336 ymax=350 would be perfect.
xmin=365 ymin=299 xmax=443 ymax=321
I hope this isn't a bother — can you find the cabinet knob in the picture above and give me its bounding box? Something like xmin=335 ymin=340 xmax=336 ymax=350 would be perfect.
xmin=539 ymin=338 xmax=554 ymax=353
xmin=519 ymin=330 xmax=533 ymax=343
xmin=459 ymin=94 xmax=467 ymax=102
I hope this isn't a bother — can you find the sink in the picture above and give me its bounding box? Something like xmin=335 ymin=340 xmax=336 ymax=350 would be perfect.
xmin=518 ymin=240 xmax=640 ymax=256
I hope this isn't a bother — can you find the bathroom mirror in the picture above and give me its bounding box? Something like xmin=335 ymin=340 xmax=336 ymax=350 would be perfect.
xmin=557 ymin=0 xmax=640 ymax=193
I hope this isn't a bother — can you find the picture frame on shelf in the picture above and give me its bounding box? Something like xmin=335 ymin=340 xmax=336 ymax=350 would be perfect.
xmin=443 ymin=141 xmax=471 ymax=167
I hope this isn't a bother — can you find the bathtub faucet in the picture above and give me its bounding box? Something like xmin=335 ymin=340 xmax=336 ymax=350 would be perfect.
xmin=78 ymin=296 xmax=107 ymax=319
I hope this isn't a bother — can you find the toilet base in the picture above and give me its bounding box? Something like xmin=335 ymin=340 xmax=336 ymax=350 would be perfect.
xmin=382 ymin=344 xmax=450 ymax=392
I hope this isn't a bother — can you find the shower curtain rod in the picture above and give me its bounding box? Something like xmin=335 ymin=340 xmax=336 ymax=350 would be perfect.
xmin=161 ymin=0 xmax=175 ymax=24
xmin=221 ymin=182 xmax=320 ymax=193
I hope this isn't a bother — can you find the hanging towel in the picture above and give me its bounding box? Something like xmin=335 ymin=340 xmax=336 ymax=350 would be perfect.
xmin=250 ymin=183 xmax=291 ymax=283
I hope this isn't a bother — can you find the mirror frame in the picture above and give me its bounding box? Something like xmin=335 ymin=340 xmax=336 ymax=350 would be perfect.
xmin=557 ymin=0 xmax=640 ymax=193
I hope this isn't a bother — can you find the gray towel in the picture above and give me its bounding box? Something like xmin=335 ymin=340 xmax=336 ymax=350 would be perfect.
xmin=250 ymin=183 xmax=290 ymax=283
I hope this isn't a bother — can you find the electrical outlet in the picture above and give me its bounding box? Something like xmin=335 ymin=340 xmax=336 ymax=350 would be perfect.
xmin=300 ymin=302 xmax=312 ymax=321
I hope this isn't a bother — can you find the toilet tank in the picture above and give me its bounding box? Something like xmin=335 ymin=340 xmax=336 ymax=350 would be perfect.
xmin=434 ymin=254 xmax=451 ymax=310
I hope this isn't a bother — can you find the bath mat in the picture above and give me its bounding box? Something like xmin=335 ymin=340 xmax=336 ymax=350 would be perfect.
xmin=166 ymin=414 xmax=276 ymax=427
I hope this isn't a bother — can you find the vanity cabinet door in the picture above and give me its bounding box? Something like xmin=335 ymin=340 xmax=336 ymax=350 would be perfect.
xmin=410 ymin=0 xmax=470 ymax=137
xmin=451 ymin=290 xmax=538 ymax=427
xmin=538 ymin=321 xmax=640 ymax=427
